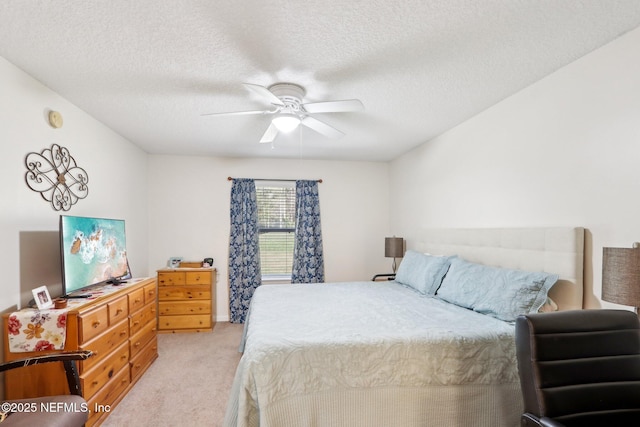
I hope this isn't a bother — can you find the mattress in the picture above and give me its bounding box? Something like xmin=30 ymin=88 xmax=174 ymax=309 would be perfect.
xmin=224 ymin=281 xmax=522 ymax=427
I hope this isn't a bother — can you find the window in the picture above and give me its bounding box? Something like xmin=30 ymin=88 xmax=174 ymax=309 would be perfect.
xmin=256 ymin=181 xmax=296 ymax=280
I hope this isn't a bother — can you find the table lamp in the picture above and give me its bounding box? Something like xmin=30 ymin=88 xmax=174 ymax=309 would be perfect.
xmin=385 ymin=237 xmax=405 ymax=273
xmin=602 ymin=243 xmax=640 ymax=316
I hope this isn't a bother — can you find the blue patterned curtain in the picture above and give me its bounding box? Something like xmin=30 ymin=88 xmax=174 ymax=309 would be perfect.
xmin=291 ymin=180 xmax=325 ymax=283
xmin=228 ymin=179 xmax=261 ymax=323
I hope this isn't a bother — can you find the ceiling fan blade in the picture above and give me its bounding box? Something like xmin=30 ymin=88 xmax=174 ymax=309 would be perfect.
xmin=301 ymin=116 xmax=344 ymax=139
xmin=302 ymin=99 xmax=364 ymax=113
xmin=243 ymin=83 xmax=285 ymax=107
xmin=259 ymin=122 xmax=279 ymax=143
xmin=201 ymin=109 xmax=270 ymax=117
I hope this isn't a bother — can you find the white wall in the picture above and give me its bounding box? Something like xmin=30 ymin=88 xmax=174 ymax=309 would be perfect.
xmin=147 ymin=155 xmax=390 ymax=321
xmin=390 ymin=26 xmax=640 ymax=310
xmin=0 ymin=52 xmax=390 ymax=326
xmin=0 ymin=57 xmax=150 ymax=313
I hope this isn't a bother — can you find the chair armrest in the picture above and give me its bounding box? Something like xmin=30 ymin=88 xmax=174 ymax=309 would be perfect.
xmin=540 ymin=417 xmax=566 ymax=427
xmin=372 ymin=273 xmax=396 ymax=281
xmin=0 ymin=350 xmax=93 ymax=396
xmin=0 ymin=350 xmax=93 ymax=373
xmin=521 ymin=413 xmax=566 ymax=427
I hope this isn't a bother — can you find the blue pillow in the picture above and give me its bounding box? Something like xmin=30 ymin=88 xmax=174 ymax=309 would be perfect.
xmin=436 ymin=257 xmax=559 ymax=322
xmin=394 ymin=250 xmax=452 ymax=296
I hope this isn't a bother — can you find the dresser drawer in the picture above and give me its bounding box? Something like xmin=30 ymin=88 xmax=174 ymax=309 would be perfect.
xmin=130 ymin=336 xmax=158 ymax=383
xmin=129 ymin=302 xmax=156 ymax=336
xmin=79 ymin=305 xmax=109 ymax=344
xmin=80 ymin=341 xmax=129 ymax=400
xmin=128 ymin=287 xmax=145 ymax=314
xmin=130 ymin=319 xmax=157 ymax=359
xmin=158 ymin=272 xmax=185 ymax=286
xmin=79 ymin=319 xmax=129 ymax=374
xmin=144 ymin=282 xmax=157 ymax=305
xmin=108 ymin=295 xmax=129 ymax=325
xmin=158 ymin=300 xmax=211 ymax=316
xmin=158 ymin=285 xmax=211 ymax=300
xmin=86 ymin=364 xmax=129 ymax=427
xmin=159 ymin=314 xmax=211 ymax=330
xmin=186 ymin=271 xmax=211 ymax=285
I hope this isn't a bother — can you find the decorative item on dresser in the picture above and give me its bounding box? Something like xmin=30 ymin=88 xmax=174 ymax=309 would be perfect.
xmin=2 ymin=277 xmax=158 ymax=427
xmin=157 ymin=263 xmax=216 ymax=333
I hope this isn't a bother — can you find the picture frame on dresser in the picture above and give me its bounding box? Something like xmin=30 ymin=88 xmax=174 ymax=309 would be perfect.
xmin=32 ymin=285 xmax=53 ymax=309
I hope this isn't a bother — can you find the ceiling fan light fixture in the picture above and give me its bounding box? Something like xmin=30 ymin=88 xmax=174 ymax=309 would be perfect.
xmin=272 ymin=113 xmax=300 ymax=133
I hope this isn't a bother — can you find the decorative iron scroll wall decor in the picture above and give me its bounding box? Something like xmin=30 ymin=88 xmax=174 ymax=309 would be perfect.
xmin=25 ymin=144 xmax=89 ymax=211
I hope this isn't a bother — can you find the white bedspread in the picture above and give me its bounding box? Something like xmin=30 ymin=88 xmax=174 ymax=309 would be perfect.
xmin=224 ymin=281 xmax=522 ymax=427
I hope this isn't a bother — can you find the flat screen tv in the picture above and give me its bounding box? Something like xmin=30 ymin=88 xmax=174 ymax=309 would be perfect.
xmin=60 ymin=215 xmax=132 ymax=296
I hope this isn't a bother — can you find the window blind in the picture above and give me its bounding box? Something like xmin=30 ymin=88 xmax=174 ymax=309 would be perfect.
xmin=256 ymin=182 xmax=296 ymax=278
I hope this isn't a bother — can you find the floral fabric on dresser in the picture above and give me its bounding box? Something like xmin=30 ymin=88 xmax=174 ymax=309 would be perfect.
xmin=7 ymin=309 xmax=67 ymax=352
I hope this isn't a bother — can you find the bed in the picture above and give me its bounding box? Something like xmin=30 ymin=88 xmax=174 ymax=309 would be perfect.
xmin=224 ymin=227 xmax=585 ymax=427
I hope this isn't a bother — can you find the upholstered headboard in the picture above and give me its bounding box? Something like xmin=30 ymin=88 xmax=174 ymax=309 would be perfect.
xmin=415 ymin=227 xmax=585 ymax=311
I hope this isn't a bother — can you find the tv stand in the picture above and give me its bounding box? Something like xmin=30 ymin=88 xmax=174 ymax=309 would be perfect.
xmin=3 ymin=277 xmax=158 ymax=427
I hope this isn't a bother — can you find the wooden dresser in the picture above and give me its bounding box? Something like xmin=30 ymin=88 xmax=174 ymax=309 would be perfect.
xmin=2 ymin=277 xmax=158 ymax=427
xmin=157 ymin=266 xmax=216 ymax=333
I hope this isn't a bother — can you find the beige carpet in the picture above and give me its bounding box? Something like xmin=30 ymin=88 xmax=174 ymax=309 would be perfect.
xmin=101 ymin=322 xmax=244 ymax=427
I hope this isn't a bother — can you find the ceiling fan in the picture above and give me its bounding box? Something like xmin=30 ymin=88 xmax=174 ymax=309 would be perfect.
xmin=202 ymin=83 xmax=364 ymax=143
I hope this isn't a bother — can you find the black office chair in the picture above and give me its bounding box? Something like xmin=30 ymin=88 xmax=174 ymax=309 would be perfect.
xmin=0 ymin=350 xmax=92 ymax=427
xmin=515 ymin=309 xmax=640 ymax=427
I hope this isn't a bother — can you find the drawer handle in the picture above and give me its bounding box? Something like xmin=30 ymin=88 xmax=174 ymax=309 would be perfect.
xmin=133 ymin=321 xmax=140 ymax=327
xmin=134 ymin=298 xmax=141 ymax=303
xmin=92 ymin=380 xmax=99 ymax=386
xmin=121 ymin=354 xmax=127 ymax=360
xmin=134 ymin=342 xmax=141 ymax=348
xmin=120 ymin=331 xmax=127 ymax=336
xmin=92 ymin=321 xmax=101 ymax=328
xmin=116 ymin=308 xmax=123 ymax=315
xmin=108 ymin=369 xmax=114 ymax=378
xmin=121 ymin=378 xmax=128 ymax=384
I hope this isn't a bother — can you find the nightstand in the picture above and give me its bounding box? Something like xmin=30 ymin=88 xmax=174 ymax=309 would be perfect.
xmin=371 ymin=273 xmax=396 ymax=281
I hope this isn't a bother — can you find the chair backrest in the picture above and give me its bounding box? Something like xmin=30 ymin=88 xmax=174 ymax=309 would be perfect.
xmin=516 ymin=309 xmax=640 ymax=425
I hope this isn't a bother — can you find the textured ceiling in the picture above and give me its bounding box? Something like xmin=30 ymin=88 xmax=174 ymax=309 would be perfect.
xmin=1 ymin=1 xmax=640 ymax=161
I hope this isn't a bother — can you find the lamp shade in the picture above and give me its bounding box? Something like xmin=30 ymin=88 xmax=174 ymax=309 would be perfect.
xmin=602 ymin=247 xmax=640 ymax=307
xmin=385 ymin=237 xmax=404 ymax=258
xmin=272 ymin=113 xmax=300 ymax=133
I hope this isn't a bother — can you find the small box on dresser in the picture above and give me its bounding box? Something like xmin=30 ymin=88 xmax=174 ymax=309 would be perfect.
xmin=157 ymin=266 xmax=216 ymax=333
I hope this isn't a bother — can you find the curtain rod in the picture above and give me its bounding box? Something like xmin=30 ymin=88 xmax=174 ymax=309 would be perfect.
xmin=227 ymin=176 xmax=323 ymax=183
